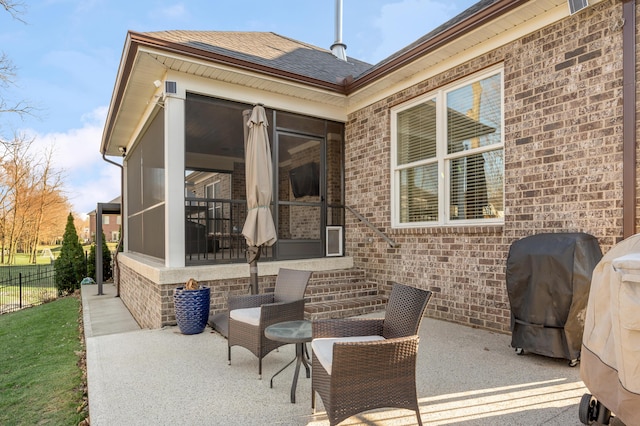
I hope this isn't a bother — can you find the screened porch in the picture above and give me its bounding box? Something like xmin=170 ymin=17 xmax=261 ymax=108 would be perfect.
xmin=126 ymin=93 xmax=346 ymax=265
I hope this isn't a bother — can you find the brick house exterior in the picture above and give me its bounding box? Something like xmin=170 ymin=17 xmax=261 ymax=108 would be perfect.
xmin=101 ymin=0 xmax=636 ymax=332
xmin=345 ymin=0 xmax=625 ymax=332
xmin=88 ymin=197 xmax=122 ymax=243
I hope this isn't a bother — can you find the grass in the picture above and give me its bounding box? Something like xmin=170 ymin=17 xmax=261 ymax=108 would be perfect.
xmin=0 ymin=296 xmax=87 ymax=425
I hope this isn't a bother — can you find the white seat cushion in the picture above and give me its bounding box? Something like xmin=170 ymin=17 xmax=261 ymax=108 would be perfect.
xmin=229 ymin=307 xmax=261 ymax=326
xmin=311 ymin=335 xmax=385 ymax=374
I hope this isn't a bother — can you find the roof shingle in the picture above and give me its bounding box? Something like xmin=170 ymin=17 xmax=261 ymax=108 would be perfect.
xmin=144 ymin=30 xmax=373 ymax=84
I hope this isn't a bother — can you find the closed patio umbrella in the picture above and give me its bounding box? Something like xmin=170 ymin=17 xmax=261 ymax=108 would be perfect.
xmin=242 ymin=104 xmax=277 ymax=294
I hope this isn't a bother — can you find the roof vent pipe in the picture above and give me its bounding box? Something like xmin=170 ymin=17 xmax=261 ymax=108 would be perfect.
xmin=330 ymin=0 xmax=347 ymax=61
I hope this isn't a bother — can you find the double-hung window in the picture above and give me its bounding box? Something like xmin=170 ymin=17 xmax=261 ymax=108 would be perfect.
xmin=392 ymin=67 xmax=504 ymax=227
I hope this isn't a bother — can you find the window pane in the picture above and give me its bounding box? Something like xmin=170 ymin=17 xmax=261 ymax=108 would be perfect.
xmin=397 ymin=99 xmax=437 ymax=165
xmin=278 ymin=134 xmax=320 ymax=201
xmin=449 ymin=149 xmax=503 ymax=220
xmin=447 ymin=74 xmax=501 ymax=154
xmin=392 ymin=69 xmax=503 ymax=227
xmin=399 ymin=163 xmax=438 ymax=223
xmin=278 ymin=204 xmax=321 ymax=239
xmin=275 ymin=110 xmax=325 ymax=136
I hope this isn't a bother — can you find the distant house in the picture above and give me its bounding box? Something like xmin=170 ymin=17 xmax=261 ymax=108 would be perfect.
xmin=100 ymin=0 xmax=633 ymax=331
xmin=87 ymin=196 xmax=122 ymax=243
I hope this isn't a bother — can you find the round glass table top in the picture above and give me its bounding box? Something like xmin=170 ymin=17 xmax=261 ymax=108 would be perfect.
xmin=264 ymin=320 xmax=312 ymax=343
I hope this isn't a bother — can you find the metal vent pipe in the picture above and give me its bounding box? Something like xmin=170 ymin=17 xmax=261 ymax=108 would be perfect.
xmin=330 ymin=0 xmax=347 ymax=60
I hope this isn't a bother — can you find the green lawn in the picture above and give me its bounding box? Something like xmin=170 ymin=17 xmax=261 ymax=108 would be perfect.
xmin=0 ymin=296 xmax=87 ymax=425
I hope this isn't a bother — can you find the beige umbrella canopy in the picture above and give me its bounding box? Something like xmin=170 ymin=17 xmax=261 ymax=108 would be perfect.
xmin=242 ymin=104 xmax=277 ymax=294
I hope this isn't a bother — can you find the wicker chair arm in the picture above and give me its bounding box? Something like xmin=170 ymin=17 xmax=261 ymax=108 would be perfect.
xmin=330 ymin=335 xmax=420 ymax=378
xmin=228 ymin=293 xmax=274 ymax=310
xmin=312 ymin=318 xmax=384 ymax=338
xmin=260 ymin=298 xmax=306 ymax=329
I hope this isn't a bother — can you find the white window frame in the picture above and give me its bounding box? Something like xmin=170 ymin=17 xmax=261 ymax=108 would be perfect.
xmin=391 ymin=65 xmax=505 ymax=228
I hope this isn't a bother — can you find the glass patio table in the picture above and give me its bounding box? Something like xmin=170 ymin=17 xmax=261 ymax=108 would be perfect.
xmin=264 ymin=320 xmax=311 ymax=403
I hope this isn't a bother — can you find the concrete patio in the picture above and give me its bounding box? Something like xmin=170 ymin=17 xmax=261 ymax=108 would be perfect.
xmin=83 ymin=283 xmax=595 ymax=425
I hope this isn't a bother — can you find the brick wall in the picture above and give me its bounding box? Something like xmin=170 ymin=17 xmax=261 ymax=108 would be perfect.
xmin=89 ymin=213 xmax=121 ymax=242
xmin=345 ymin=0 xmax=624 ymax=332
xmin=118 ymin=265 xmax=163 ymax=329
xmin=117 ymin=262 xmax=279 ymax=328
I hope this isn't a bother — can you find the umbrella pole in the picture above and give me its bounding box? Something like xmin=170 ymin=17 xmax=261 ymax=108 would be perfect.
xmin=247 ymin=246 xmax=261 ymax=294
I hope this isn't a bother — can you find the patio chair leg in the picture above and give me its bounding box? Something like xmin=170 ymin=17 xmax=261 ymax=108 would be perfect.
xmin=228 ymin=346 xmax=231 ymax=365
xmin=311 ymin=389 xmax=315 ymax=412
xmin=259 ymin=358 xmax=262 ymax=380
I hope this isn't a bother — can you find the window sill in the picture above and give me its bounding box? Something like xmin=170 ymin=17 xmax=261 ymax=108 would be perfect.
xmin=391 ymin=223 xmax=504 ymax=235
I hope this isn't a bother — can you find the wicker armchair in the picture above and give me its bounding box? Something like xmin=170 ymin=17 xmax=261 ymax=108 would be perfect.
xmin=227 ymin=268 xmax=313 ymax=378
xmin=311 ymin=283 xmax=432 ymax=426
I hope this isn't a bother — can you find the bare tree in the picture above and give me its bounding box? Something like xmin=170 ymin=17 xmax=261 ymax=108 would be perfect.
xmin=0 ymin=1 xmax=33 ymax=119
xmin=0 ymin=53 xmax=34 ymax=117
xmin=0 ymin=1 xmax=26 ymax=21
xmin=0 ymin=134 xmax=70 ymax=264
xmin=0 ymin=134 xmax=33 ymax=263
xmin=26 ymin=145 xmax=68 ymax=263
xmin=0 ymin=2 xmax=70 ymax=263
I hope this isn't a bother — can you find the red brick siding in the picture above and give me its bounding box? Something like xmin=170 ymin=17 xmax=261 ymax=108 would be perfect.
xmin=89 ymin=213 xmax=121 ymax=242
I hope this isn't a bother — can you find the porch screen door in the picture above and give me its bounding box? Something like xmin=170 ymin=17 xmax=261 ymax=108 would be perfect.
xmin=275 ymin=131 xmax=325 ymax=259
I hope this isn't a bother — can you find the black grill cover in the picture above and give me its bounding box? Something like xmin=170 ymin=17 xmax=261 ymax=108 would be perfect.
xmin=506 ymin=233 xmax=602 ymax=361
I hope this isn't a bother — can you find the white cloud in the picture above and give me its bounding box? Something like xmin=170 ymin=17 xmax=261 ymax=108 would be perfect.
xmin=25 ymin=106 xmax=121 ymax=218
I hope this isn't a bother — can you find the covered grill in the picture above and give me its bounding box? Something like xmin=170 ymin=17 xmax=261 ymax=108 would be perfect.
xmin=506 ymin=233 xmax=602 ymax=365
xmin=579 ymin=234 xmax=640 ymax=425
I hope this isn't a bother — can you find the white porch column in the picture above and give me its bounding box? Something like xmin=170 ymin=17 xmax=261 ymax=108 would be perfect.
xmin=121 ymin=158 xmax=128 ymax=253
xmin=163 ymin=85 xmax=186 ymax=267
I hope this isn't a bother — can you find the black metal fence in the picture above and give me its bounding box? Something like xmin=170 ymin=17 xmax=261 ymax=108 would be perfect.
xmin=0 ymin=265 xmax=59 ymax=315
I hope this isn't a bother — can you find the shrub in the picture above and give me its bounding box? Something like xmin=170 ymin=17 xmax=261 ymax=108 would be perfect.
xmin=87 ymin=244 xmax=96 ymax=280
xmin=101 ymin=231 xmax=112 ymax=281
xmin=87 ymin=230 xmax=113 ymax=281
xmin=54 ymin=213 xmax=86 ymax=294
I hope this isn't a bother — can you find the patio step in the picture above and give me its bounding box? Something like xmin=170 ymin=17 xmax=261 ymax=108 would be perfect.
xmin=304 ymin=295 xmax=387 ymax=320
xmin=209 ymin=268 xmax=386 ymax=336
xmin=305 ymin=281 xmax=380 ymax=303
xmin=303 ymin=269 xmax=387 ymax=320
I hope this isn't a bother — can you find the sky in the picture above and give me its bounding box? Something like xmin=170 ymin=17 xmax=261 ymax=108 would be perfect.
xmin=0 ymin=0 xmax=479 ymax=218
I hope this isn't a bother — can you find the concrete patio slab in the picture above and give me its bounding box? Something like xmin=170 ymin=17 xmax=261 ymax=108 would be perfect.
xmin=82 ymin=283 xmax=600 ymax=425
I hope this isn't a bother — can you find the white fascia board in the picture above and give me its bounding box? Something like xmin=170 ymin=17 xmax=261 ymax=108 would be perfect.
xmin=140 ymin=47 xmax=349 ymax=122
xmin=176 ymin=72 xmax=348 ymax=122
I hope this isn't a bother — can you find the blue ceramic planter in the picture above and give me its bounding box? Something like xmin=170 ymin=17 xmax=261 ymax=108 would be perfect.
xmin=174 ymin=286 xmax=210 ymax=335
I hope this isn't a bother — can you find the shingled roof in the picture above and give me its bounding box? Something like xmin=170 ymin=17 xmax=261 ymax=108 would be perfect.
xmin=144 ymin=30 xmax=373 ymax=85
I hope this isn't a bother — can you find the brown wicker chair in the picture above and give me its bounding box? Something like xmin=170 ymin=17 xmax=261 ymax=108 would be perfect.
xmin=311 ymin=283 xmax=432 ymax=426
xmin=227 ymin=268 xmax=313 ymax=378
